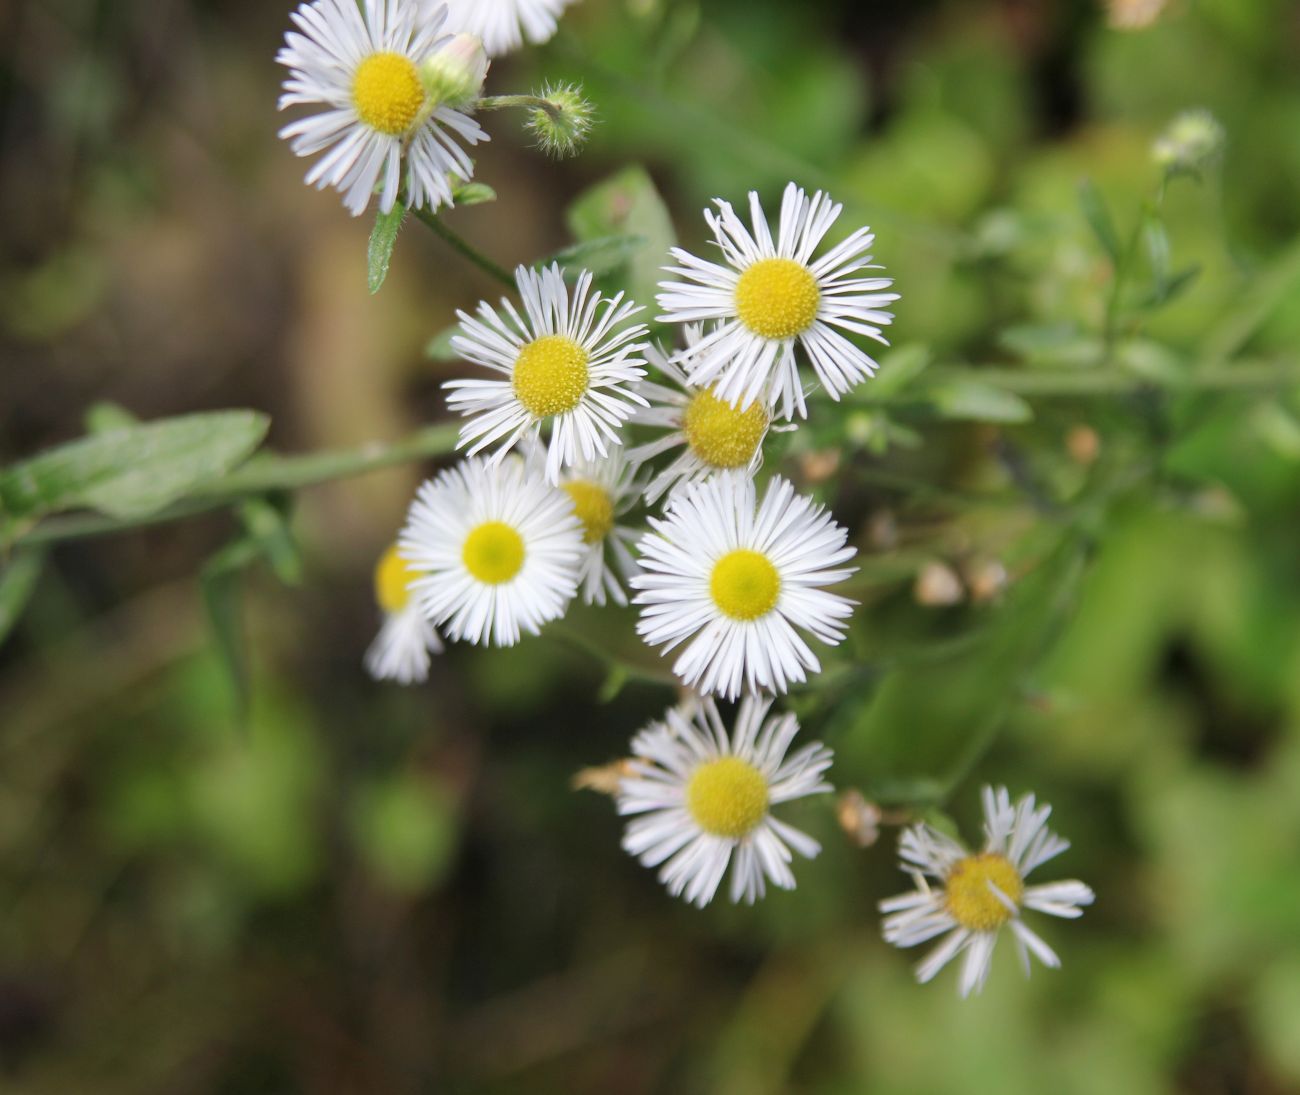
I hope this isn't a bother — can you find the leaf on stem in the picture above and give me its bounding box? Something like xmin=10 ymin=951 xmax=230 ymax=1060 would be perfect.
xmin=1078 ymin=178 xmax=1121 ymax=264
xmin=0 ymin=550 xmax=43 ymax=646
xmin=201 ymin=537 xmax=261 ymax=725
xmin=368 ymin=201 xmax=407 ymax=294
xmin=566 ymin=166 xmax=675 ymax=308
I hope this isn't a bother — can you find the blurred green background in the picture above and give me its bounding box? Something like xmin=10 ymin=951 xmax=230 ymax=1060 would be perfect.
xmin=5 ymin=0 xmax=1300 ymax=1091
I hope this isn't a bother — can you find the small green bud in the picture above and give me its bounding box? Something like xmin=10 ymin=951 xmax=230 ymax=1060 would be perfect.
xmin=1152 ymin=109 xmax=1225 ymax=178
xmin=420 ymin=33 xmax=490 ymax=110
xmin=525 ymin=82 xmax=596 ymax=158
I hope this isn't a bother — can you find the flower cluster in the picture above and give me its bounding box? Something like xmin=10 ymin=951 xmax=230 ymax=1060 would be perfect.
xmin=278 ymin=0 xmax=1094 ymax=999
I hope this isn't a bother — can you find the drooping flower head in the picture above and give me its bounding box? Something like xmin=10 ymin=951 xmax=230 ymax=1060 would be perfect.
xmin=555 ymin=448 xmax=643 ymax=607
xmin=444 ymin=263 xmax=649 ymax=484
xmin=880 ymin=786 xmax=1096 ymax=997
xmin=617 ymin=695 xmax=833 ymax=907
xmin=630 ymin=325 xmax=772 ymax=506
xmin=365 ymin=543 xmax=444 ymax=683
xmin=277 ymin=0 xmax=488 ymax=216
xmin=399 ymin=456 xmax=583 ymax=646
xmin=658 ymin=182 xmax=899 ymax=419
xmin=631 ymin=475 xmax=856 ymax=699
xmin=443 ymin=0 xmax=576 ymax=56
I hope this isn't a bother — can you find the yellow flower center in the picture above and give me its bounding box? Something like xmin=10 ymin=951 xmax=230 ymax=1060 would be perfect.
xmin=461 ymin=521 xmax=525 ymax=585
xmin=686 ymin=757 xmax=769 ymax=838
xmin=512 ymin=335 xmax=590 ymax=418
xmin=563 ymin=480 xmax=615 ymax=544
xmin=352 ymin=52 xmax=426 ymax=136
xmin=710 ymin=549 xmax=781 ymax=621
xmin=374 ymin=544 xmax=419 ymax=614
xmin=734 ymin=257 xmax=821 ymax=340
xmin=944 ymin=853 xmax=1025 ymax=932
xmin=682 ymin=388 xmax=769 ymax=469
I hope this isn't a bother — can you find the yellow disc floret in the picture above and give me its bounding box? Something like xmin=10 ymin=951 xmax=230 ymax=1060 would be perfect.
xmin=944 ymin=853 xmax=1025 ymax=932
xmin=462 ymin=521 xmax=525 ymax=584
xmin=682 ymin=388 xmax=769 ymax=469
xmin=710 ymin=549 xmax=781 ymax=621
xmin=352 ymin=52 xmax=426 ymax=136
xmin=374 ymin=544 xmax=419 ymax=614
xmin=563 ymin=480 xmax=615 ymax=544
xmin=513 ymin=335 xmax=591 ymax=418
xmin=686 ymin=757 xmax=769 ymax=838
xmin=734 ymin=257 xmax=821 ymax=340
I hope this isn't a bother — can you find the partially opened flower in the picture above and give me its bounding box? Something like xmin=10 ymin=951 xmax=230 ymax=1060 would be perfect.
xmin=276 ymin=0 xmax=488 ymax=216
xmin=629 ymin=326 xmax=772 ymax=506
xmin=364 ymin=543 xmax=444 ymax=683
xmin=444 ymin=0 xmax=576 ymax=56
xmin=557 ymin=449 xmax=643 ymax=607
xmin=444 ymin=263 xmax=648 ymax=483
xmin=631 ymin=475 xmax=856 ymax=698
xmin=617 ymin=695 xmax=833 ymax=907
xmin=399 ymin=457 xmax=583 ymax=646
xmin=880 ymin=786 xmax=1096 ymax=997
xmin=658 ymin=182 xmax=899 ymax=418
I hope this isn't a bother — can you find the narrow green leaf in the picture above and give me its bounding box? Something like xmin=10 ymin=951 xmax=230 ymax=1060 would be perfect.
xmin=201 ymin=538 xmax=261 ymax=723
xmin=0 ymin=410 xmax=270 ymax=521
xmin=866 ymin=343 xmax=932 ymax=397
xmin=239 ymin=497 xmax=302 ymax=586
xmin=84 ymin=402 xmax=138 ymax=434
xmin=997 ymin=324 xmax=1104 ymax=368
xmin=0 ymin=550 xmax=43 ymax=646
xmin=538 ymin=234 xmax=648 ymax=278
xmin=451 ymin=181 xmax=497 ymax=207
xmin=424 ymin=323 xmax=460 ymax=361
xmin=1078 ymin=178 xmax=1121 ymax=263
xmin=566 ymin=166 xmax=676 ymax=307
xmin=926 ymin=379 xmax=1034 ymax=424
xmin=368 ymin=202 xmax=407 ymax=294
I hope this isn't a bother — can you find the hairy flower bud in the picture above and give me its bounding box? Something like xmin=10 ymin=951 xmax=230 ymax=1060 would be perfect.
xmin=525 ymin=82 xmax=595 ymax=158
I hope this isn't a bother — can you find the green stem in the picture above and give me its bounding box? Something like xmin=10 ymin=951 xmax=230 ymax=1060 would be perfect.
xmin=475 ymin=93 xmax=559 ymax=119
xmin=16 ymin=424 xmax=461 ymax=548
xmin=923 ymin=359 xmax=1300 ymax=397
xmin=410 ymin=207 xmax=515 ymax=288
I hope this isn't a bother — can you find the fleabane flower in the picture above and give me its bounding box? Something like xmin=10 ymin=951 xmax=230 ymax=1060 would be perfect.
xmin=364 ymin=543 xmax=444 ymax=683
xmin=277 ymin=0 xmax=487 ymax=216
xmin=630 ymin=326 xmax=772 ymax=505
xmin=631 ymin=475 xmax=856 ymax=699
xmin=617 ymin=695 xmax=833 ymax=907
xmin=444 ymin=263 xmax=649 ymax=484
xmin=657 ymin=182 xmax=899 ymax=419
xmin=443 ymin=0 xmax=575 ymax=56
xmin=557 ymin=449 xmax=643 ymax=607
xmin=880 ymin=786 xmax=1096 ymax=998
xmin=399 ymin=456 xmax=583 ymax=646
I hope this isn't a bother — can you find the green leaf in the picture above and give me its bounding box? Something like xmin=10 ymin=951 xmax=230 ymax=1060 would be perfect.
xmin=1078 ymin=178 xmax=1121 ymax=263
xmin=566 ymin=166 xmax=676 ymax=308
xmin=0 ymin=410 xmax=270 ymax=521
xmin=539 ymin=234 xmax=649 ymax=279
xmin=368 ymin=202 xmax=407 ymax=294
xmin=201 ymin=537 xmax=261 ymax=724
xmin=238 ymin=497 xmax=302 ymax=586
xmin=869 ymin=343 xmax=932 ymax=397
xmin=84 ymin=402 xmax=138 ymax=434
xmin=451 ymin=181 xmax=497 ymax=207
xmin=424 ymin=323 xmax=460 ymax=361
xmin=997 ymin=324 xmax=1104 ymax=368
xmin=0 ymin=550 xmax=43 ymax=646
xmin=926 ymin=379 xmax=1033 ymax=424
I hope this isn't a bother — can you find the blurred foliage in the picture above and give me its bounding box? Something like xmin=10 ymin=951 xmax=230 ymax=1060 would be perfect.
xmin=4 ymin=0 xmax=1300 ymax=1092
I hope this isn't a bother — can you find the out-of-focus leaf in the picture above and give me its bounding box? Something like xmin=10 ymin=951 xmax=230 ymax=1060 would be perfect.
xmin=566 ymin=165 xmax=675 ymax=307
xmin=451 ymin=181 xmax=497 ymax=206
xmin=0 ymin=550 xmax=43 ymax=646
xmin=368 ymin=202 xmax=407 ymax=293
xmin=869 ymin=343 xmax=932 ymax=397
xmin=540 ymin=234 xmax=648 ymax=279
xmin=201 ymin=538 xmax=260 ymax=723
xmin=0 ymin=411 xmax=270 ymax=521
xmin=425 ymin=323 xmax=461 ymax=361
xmin=238 ymin=497 xmax=302 ymax=586
xmin=1116 ymin=339 xmax=1187 ymax=385
xmin=84 ymin=402 xmax=138 ymax=434
xmin=997 ymin=324 xmax=1104 ymax=368
xmin=348 ymin=774 xmax=457 ymax=894
xmin=1078 ymin=178 xmax=1121 ymax=263
xmin=926 ymin=379 xmax=1033 ymax=423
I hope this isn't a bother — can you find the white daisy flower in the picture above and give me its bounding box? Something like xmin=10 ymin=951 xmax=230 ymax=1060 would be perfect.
xmin=880 ymin=785 xmax=1096 ymax=998
xmin=364 ymin=543 xmax=444 ymax=683
xmin=629 ymin=326 xmax=772 ymax=506
xmin=657 ymin=182 xmax=900 ymax=419
xmin=277 ymin=0 xmax=488 ymax=216
xmin=443 ymin=0 xmax=575 ymax=56
xmin=398 ymin=456 xmax=583 ymax=646
xmin=556 ymin=449 xmax=643 ymax=607
xmin=617 ymin=694 xmax=833 ymax=907
xmin=444 ymin=263 xmax=649 ymax=484
xmin=631 ymin=475 xmax=856 ymax=699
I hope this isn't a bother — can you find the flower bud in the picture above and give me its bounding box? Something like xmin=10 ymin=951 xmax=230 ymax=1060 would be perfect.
xmin=421 ymin=33 xmax=489 ymax=110
xmin=1152 ymin=109 xmax=1225 ymax=178
xmin=526 ymin=82 xmax=596 ymax=158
